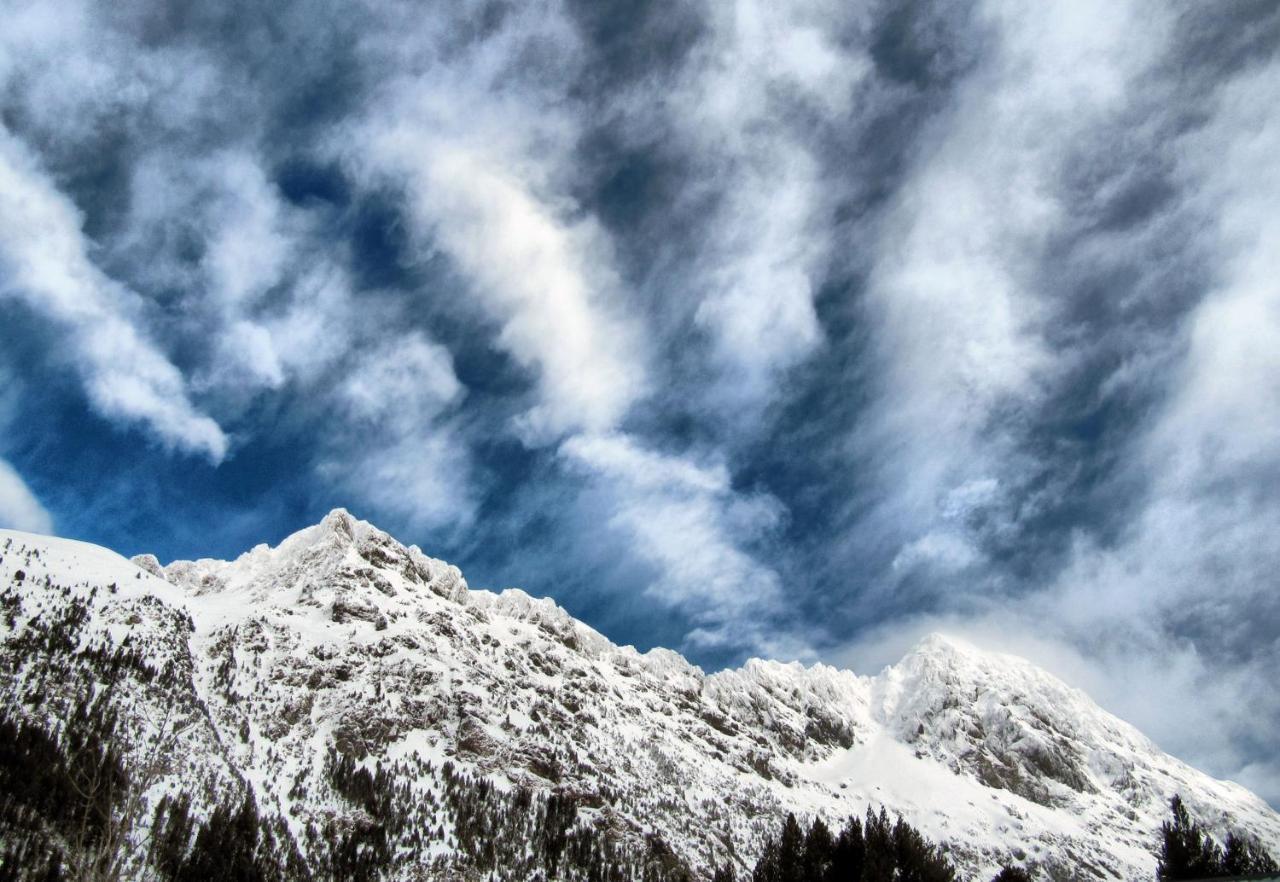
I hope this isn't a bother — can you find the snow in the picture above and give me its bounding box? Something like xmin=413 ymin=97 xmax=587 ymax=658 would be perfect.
xmin=2 ymin=528 xmax=181 ymax=602
xmin=4 ymin=515 xmax=1280 ymax=881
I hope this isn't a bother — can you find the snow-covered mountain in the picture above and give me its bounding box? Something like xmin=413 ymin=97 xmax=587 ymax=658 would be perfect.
xmin=2 ymin=510 xmax=1277 ymax=881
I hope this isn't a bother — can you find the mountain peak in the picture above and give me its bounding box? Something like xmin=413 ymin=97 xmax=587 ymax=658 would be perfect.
xmin=7 ymin=523 xmax=1280 ymax=882
xmin=320 ymin=506 xmax=358 ymax=538
xmin=895 ymin=632 xmax=1041 ymax=681
xmin=283 ymin=506 xmax=378 ymax=555
xmin=909 ymin=631 xmax=974 ymax=656
xmin=156 ymin=509 xmax=468 ymax=609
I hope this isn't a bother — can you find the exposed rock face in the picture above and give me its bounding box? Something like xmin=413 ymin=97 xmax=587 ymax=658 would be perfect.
xmin=3 ymin=514 xmax=1279 ymax=881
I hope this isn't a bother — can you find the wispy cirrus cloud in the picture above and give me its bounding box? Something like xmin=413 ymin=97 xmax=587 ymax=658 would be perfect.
xmin=0 ymin=459 xmax=53 ymax=534
xmin=373 ymin=138 xmax=647 ymax=439
xmin=320 ymin=331 xmax=474 ymax=531
xmin=826 ymin=0 xmax=1280 ymax=802
xmin=337 ymin=1 xmax=649 ymax=443
xmin=0 ymin=128 xmax=228 ymax=461
xmin=559 ymin=432 xmax=801 ymax=659
xmin=661 ymin=0 xmax=866 ymax=405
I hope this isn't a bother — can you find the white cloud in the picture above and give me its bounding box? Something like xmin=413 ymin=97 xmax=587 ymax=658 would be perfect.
xmin=318 ymin=431 xmax=473 ymax=533
xmin=659 ymin=0 xmax=869 ymax=404
xmin=1 ymin=3 xmax=354 ymax=424
xmin=0 ymin=128 xmax=227 ymax=460
xmin=263 ymin=265 xmax=361 ymax=386
xmin=560 ymin=433 xmax=732 ymax=496
xmin=0 ymin=458 xmax=53 ymax=534
xmin=338 ymin=332 xmax=462 ymax=431
xmin=890 ymin=531 xmax=980 ymax=576
xmin=689 ymin=142 xmax=826 ymax=399
xmin=1152 ymin=62 xmax=1280 ymax=486
xmin=120 ymin=148 xmax=319 ymax=398
xmin=0 ymin=1 xmax=141 ymax=145
xmin=828 ymin=2 xmax=1280 ymax=804
xmin=830 ymin=46 xmax=1280 ymax=804
xmin=340 ymin=3 xmax=648 ymax=443
xmin=201 ymin=153 xmax=292 ymax=313
xmin=192 ymin=151 xmax=295 ymax=392
xmin=560 ymin=432 xmax=799 ymax=657
xmin=320 ymin=332 xmax=473 ymax=530
xmin=388 ymin=143 xmax=646 ymax=439
xmin=1030 ymin=48 xmax=1280 ymax=802
xmin=854 ymin=0 xmax=1168 ymax=572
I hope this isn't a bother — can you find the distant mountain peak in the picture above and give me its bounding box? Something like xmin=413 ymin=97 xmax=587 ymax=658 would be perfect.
xmin=320 ymin=505 xmax=359 ymax=535
xmin=910 ymin=630 xmax=975 ymax=654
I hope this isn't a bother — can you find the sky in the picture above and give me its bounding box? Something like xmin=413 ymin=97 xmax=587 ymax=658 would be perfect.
xmin=1 ymin=0 xmax=1279 ymax=805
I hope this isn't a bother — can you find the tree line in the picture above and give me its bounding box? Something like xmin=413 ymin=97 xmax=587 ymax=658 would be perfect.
xmin=1157 ymin=795 xmax=1278 ymax=880
xmin=721 ymin=807 xmax=957 ymax=882
xmin=5 ymin=692 xmax=1280 ymax=882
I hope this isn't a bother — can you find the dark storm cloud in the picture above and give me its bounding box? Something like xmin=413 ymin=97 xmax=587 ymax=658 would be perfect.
xmin=2 ymin=0 xmax=1280 ymax=803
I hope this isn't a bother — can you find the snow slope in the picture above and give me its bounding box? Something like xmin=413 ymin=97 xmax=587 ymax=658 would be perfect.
xmin=3 ymin=512 xmax=1278 ymax=880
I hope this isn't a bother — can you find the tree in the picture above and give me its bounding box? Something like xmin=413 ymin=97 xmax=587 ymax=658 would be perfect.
xmin=801 ymin=818 xmax=834 ymax=882
xmin=862 ymin=807 xmax=896 ymax=882
xmin=750 ymin=808 xmax=958 ymax=882
xmin=991 ymin=866 xmax=1032 ymax=882
xmin=1223 ymin=831 xmax=1279 ymax=876
xmin=1158 ymin=795 xmax=1224 ymax=880
xmin=713 ymin=861 xmax=738 ymax=882
xmin=777 ymin=814 xmax=805 ymax=882
xmin=752 ymin=839 xmax=780 ymax=882
xmin=175 ymin=794 xmax=265 ymax=882
xmin=890 ymin=815 xmax=956 ymax=882
xmin=829 ymin=815 xmax=865 ymax=882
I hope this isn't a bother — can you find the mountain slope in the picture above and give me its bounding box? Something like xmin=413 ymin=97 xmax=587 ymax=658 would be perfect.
xmin=2 ymin=512 xmax=1277 ymax=881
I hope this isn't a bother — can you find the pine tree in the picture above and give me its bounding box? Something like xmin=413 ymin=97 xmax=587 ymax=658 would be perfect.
xmin=802 ymin=818 xmax=835 ymax=882
xmin=1158 ymin=795 xmax=1224 ymax=880
xmin=1223 ymin=832 xmax=1279 ymax=876
xmin=149 ymin=795 xmax=195 ymax=879
xmin=890 ymin=814 xmax=956 ymax=882
xmin=829 ymin=815 xmax=865 ymax=882
xmin=862 ymin=807 xmax=896 ymax=882
xmin=752 ymin=840 xmax=780 ymax=882
xmin=713 ymin=861 xmax=738 ymax=882
xmin=991 ymin=866 xmax=1032 ymax=882
xmin=750 ymin=808 xmax=957 ymax=882
xmin=777 ymin=814 xmax=805 ymax=882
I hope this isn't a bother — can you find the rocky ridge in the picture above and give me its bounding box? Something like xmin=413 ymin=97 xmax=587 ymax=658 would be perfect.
xmin=2 ymin=510 xmax=1278 ymax=880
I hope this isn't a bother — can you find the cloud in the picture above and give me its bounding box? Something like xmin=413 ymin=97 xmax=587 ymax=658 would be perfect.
xmin=670 ymin=0 xmax=862 ymax=401
xmin=319 ymin=332 xmax=473 ymax=531
xmin=821 ymin=0 xmax=1280 ymax=804
xmin=334 ymin=3 xmax=648 ymax=442
xmin=793 ymin=1 xmax=1195 ymax=625
xmin=121 ymin=149 xmax=299 ymax=395
xmin=0 ymin=128 xmax=228 ymax=460
xmin=0 ymin=459 xmax=53 ymax=534
xmin=1029 ymin=47 xmax=1280 ymax=803
xmin=1151 ymin=61 xmax=1280 ymax=486
xmin=857 ymin=0 xmax=1161 ymax=522
xmin=615 ymin=0 xmax=870 ymax=411
xmin=559 ymin=432 xmax=803 ymax=658
xmin=338 ymin=332 xmax=462 ymax=428
xmin=386 ymin=142 xmax=646 ymax=439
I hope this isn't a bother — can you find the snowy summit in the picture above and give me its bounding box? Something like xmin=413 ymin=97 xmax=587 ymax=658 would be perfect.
xmin=2 ymin=513 xmax=1277 ymax=880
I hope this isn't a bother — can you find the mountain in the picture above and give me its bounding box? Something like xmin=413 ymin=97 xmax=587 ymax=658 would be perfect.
xmin=2 ymin=510 xmax=1278 ymax=881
